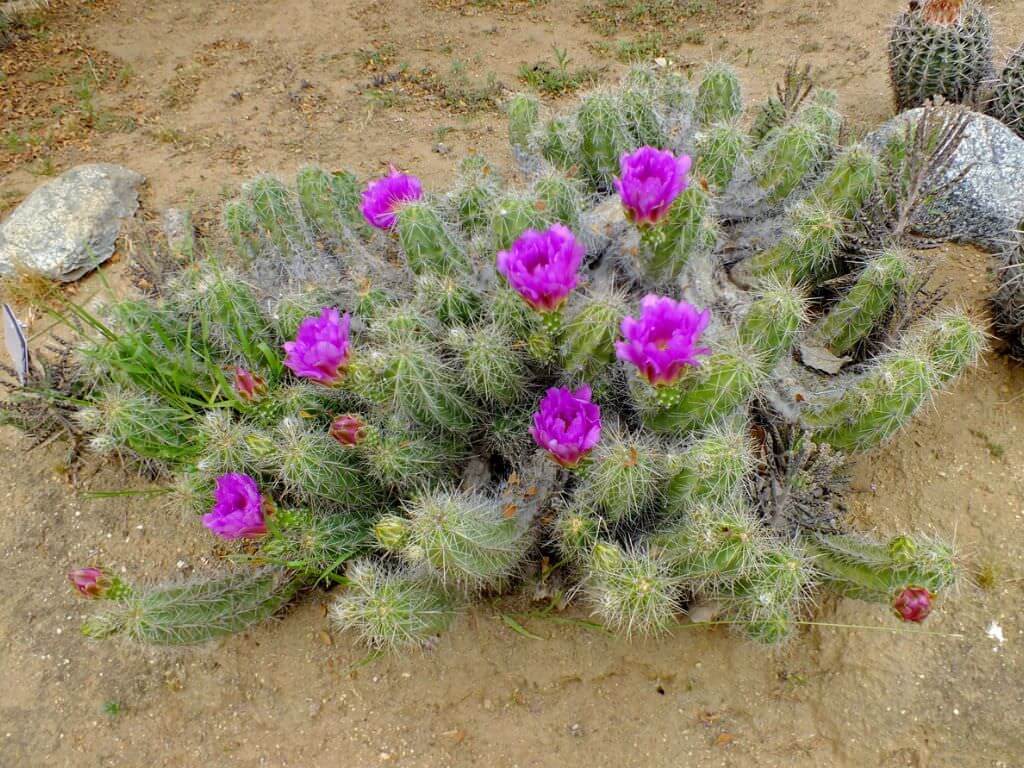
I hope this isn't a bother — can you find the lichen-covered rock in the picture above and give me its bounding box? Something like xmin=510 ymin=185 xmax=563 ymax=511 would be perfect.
xmin=866 ymin=108 xmax=1024 ymax=250
xmin=0 ymin=164 xmax=144 ymax=281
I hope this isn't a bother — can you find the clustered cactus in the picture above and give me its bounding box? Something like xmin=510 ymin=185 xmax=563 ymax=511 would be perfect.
xmin=887 ymin=0 xmax=1024 ymax=140
xmin=36 ymin=62 xmax=986 ymax=650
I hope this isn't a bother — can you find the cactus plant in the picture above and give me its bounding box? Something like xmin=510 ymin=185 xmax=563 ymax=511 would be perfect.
xmin=888 ymin=0 xmax=994 ymax=112
xmin=29 ymin=64 xmax=983 ymax=653
xmin=987 ymin=42 xmax=1024 ymax=139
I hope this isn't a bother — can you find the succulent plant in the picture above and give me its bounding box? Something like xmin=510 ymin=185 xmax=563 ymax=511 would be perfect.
xmin=33 ymin=63 xmax=983 ymax=650
xmin=888 ymin=0 xmax=994 ymax=112
xmin=987 ymin=42 xmax=1024 ymax=140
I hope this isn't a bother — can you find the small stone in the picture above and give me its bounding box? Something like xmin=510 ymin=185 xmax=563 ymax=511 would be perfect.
xmin=482 ymin=698 xmax=493 ymax=711
xmin=434 ymin=143 xmax=451 ymax=155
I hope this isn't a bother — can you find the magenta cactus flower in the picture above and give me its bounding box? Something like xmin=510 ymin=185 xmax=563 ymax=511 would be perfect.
xmin=283 ymin=308 xmax=352 ymax=386
xmin=892 ymin=586 xmax=934 ymax=623
xmin=530 ymin=385 xmax=602 ymax=468
xmin=614 ymin=146 xmax=692 ymax=226
xmin=68 ymin=567 xmax=108 ymax=598
xmin=202 ymin=473 xmax=267 ymax=540
xmin=330 ymin=413 xmax=367 ymax=447
xmin=361 ymin=166 xmax=423 ymax=229
xmin=615 ymin=294 xmax=711 ymax=386
xmin=496 ymin=224 xmax=584 ymax=312
xmin=233 ymin=367 xmax=266 ymax=402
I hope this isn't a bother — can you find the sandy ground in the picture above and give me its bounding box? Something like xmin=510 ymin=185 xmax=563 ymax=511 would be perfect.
xmin=2 ymin=0 xmax=1024 ymax=765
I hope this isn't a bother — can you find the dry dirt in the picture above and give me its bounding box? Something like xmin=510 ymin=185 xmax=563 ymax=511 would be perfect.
xmin=2 ymin=0 xmax=1024 ymax=766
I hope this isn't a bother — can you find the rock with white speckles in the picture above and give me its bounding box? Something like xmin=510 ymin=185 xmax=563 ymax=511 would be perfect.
xmin=867 ymin=108 xmax=1024 ymax=251
xmin=0 ymin=164 xmax=144 ymax=281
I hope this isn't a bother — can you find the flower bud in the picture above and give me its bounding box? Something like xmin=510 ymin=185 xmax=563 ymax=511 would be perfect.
xmin=67 ymin=567 xmax=129 ymax=600
xmin=330 ymin=414 xmax=367 ymax=447
xmin=233 ymin=367 xmax=267 ymax=401
xmin=892 ymin=585 xmax=933 ymax=623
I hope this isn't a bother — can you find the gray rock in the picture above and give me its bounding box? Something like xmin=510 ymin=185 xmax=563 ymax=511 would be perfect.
xmin=0 ymin=164 xmax=144 ymax=281
xmin=866 ymin=108 xmax=1024 ymax=251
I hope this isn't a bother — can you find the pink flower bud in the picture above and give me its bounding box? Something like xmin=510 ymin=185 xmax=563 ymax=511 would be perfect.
xmin=330 ymin=414 xmax=367 ymax=447
xmin=892 ymin=586 xmax=934 ymax=623
xmin=68 ymin=567 xmax=109 ymax=598
xmin=233 ymin=367 xmax=266 ymax=401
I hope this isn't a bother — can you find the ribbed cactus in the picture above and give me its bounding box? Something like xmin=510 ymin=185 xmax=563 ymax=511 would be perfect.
xmin=508 ymin=93 xmax=540 ymax=152
xmin=888 ymin=0 xmax=994 ymax=112
xmin=39 ymin=64 xmax=981 ymax=652
xmin=695 ymin=121 xmax=748 ymax=191
xmin=991 ymin=225 xmax=1024 ymax=356
xmin=577 ymin=92 xmax=632 ymax=190
xmin=812 ymin=247 xmax=915 ymax=357
xmin=330 ymin=560 xmax=457 ymax=649
xmin=804 ymin=311 xmax=984 ymax=452
xmin=695 ymin=63 xmax=743 ymax=126
xmin=377 ymin=490 xmax=532 ymax=590
xmin=583 ymin=542 xmax=680 ymax=636
xmin=82 ymin=569 xmax=298 ymax=645
xmin=987 ymin=43 xmax=1024 ymax=139
xmin=808 ymin=532 xmax=957 ymax=601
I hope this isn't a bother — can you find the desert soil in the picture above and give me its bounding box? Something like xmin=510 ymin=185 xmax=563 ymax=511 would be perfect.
xmin=2 ymin=0 xmax=1024 ymax=765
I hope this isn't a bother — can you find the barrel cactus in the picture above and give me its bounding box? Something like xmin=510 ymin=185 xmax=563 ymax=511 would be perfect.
xmin=34 ymin=64 xmax=985 ymax=650
xmin=888 ymin=0 xmax=994 ymax=112
xmin=986 ymin=42 xmax=1024 ymax=139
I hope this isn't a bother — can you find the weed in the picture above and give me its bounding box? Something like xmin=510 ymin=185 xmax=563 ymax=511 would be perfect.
xmin=519 ymin=47 xmax=601 ymax=96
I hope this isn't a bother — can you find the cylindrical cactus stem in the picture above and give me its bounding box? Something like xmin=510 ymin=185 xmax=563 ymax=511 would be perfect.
xmin=653 ymin=502 xmax=766 ymax=587
xmin=888 ymin=0 xmax=994 ymax=113
xmin=811 ymin=144 xmax=880 ymax=219
xmin=695 ymin=121 xmax=749 ymax=191
xmin=507 ymin=92 xmax=540 ymax=151
xmin=663 ymin=423 xmax=753 ymax=515
xmin=396 ymin=489 xmax=533 ymax=591
xmin=360 ymin=421 xmax=462 ymax=493
xmin=223 ymin=199 xmax=262 ymax=264
xmin=722 ymin=543 xmax=815 ymax=644
xmin=986 ymin=42 xmax=1024 ymax=139
xmin=81 ymin=568 xmax=299 ymax=645
xmin=640 ymin=345 xmax=764 ymax=434
xmin=248 ymin=176 xmax=308 ymax=257
xmin=753 ymin=122 xmax=830 ymax=204
xmin=802 ymin=352 xmax=934 ymax=453
xmin=395 ymin=201 xmax=469 ymax=277
xmin=797 ymin=90 xmax=842 ymax=143
xmin=260 ymin=509 xmax=371 ymax=581
xmin=560 ymin=285 xmax=628 ymax=378
xmin=269 ymin=417 xmax=375 ymax=508
xmin=917 ymin=308 xmax=986 ymax=383
xmin=695 ymin=62 xmax=743 ymax=127
xmin=552 ymin=503 xmax=604 ymax=566
xmin=540 ymin=116 xmax=582 ymax=172
xmin=738 ymin=277 xmax=808 ymax=369
xmin=448 ymin=323 xmax=526 ymax=406
xmin=813 ymin=247 xmax=915 ymax=357
xmin=331 ymin=560 xmax=458 ymax=649
xmin=577 ymin=92 xmax=632 ymax=191
xmin=805 ymin=310 xmax=984 ymax=452
xmin=453 ymin=155 xmax=500 ymax=235
xmin=85 ymin=387 xmax=199 ymax=463
xmin=576 ymin=430 xmax=666 ymax=525
xmin=583 ymin=542 xmax=681 ymax=636
xmin=375 ymin=338 xmax=477 ymax=434
xmin=415 ymin=273 xmax=482 ymax=327
xmin=745 ymin=202 xmax=845 ymax=287
xmin=296 ymin=165 xmax=343 ymax=238
xmin=490 ymin=192 xmax=549 ymax=251
xmin=638 ymin=186 xmax=718 ymax=284
xmin=295 ymin=165 xmax=365 ymax=239
xmin=620 ymin=69 xmax=667 ymax=148
xmin=194 ymin=410 xmax=259 ymax=475
xmin=806 ymin=532 xmax=958 ymax=602
xmin=534 ymin=172 xmax=584 ymax=231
